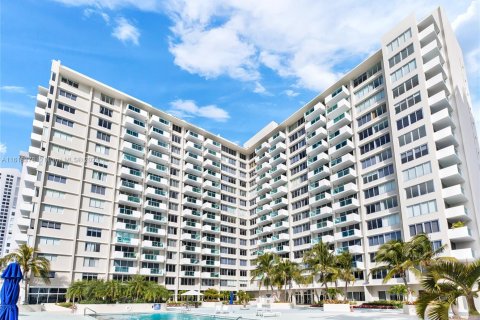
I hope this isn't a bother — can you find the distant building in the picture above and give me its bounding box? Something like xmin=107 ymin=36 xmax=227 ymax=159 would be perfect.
xmin=0 ymin=168 xmax=21 ymax=256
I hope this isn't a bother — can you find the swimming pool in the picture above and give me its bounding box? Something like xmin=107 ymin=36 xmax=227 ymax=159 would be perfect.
xmin=95 ymin=313 xmax=241 ymax=320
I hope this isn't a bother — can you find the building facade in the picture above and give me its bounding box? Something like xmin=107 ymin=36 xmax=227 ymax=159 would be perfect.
xmin=17 ymin=7 xmax=480 ymax=304
xmin=0 ymin=168 xmax=21 ymax=257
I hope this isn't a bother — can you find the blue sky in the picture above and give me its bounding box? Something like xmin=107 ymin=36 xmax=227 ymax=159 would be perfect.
xmin=1 ymin=0 xmax=479 ymax=168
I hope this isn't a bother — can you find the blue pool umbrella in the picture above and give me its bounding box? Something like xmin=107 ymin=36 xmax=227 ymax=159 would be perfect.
xmin=229 ymin=291 xmax=234 ymax=305
xmin=0 ymin=262 xmax=23 ymax=320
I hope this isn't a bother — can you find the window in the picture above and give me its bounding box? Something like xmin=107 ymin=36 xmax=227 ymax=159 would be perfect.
xmin=387 ymin=28 xmax=412 ymax=52
xmin=92 ymin=170 xmax=107 ymax=181
xmin=58 ymin=89 xmax=77 ymax=101
xmin=47 ymin=174 xmax=67 ymax=184
xmin=86 ymin=227 xmax=102 ymax=238
xmin=83 ymin=258 xmax=99 ymax=267
xmin=397 ymin=109 xmax=423 ymax=130
xmin=390 ymin=59 xmax=417 ymax=83
xmin=364 ymin=180 xmax=396 ymax=199
xmin=356 ymin=90 xmax=385 ymax=113
xmin=405 ymin=180 xmax=435 ymax=199
xmin=53 ymin=130 xmax=72 ymax=141
xmin=403 ymin=162 xmax=432 ymax=181
xmin=57 ymin=103 xmax=75 ymax=114
xmin=392 ymin=75 xmax=419 ymax=98
xmin=400 ymin=144 xmax=428 ymax=164
xmin=366 ymin=196 xmax=398 ymax=214
xmin=44 ymin=205 xmax=64 ymax=214
xmin=96 ymin=131 xmax=111 ymax=142
xmin=358 ymin=119 xmax=389 ymax=141
xmin=357 ymin=104 xmax=387 ymax=127
xmin=389 ymin=43 xmax=414 ymax=68
xmin=93 ymin=158 xmax=108 ymax=169
xmin=87 ymin=212 xmax=102 ymax=223
xmin=367 ymin=214 xmax=400 ymax=230
xmin=368 ymin=231 xmax=402 ymax=246
xmin=55 ymin=116 xmax=74 ymax=127
xmin=409 ymin=220 xmax=440 ymax=236
xmin=39 ymin=237 xmax=60 ymax=245
xmin=354 ymin=76 xmax=384 ymax=99
xmin=91 ymin=184 xmax=106 ymax=195
xmin=394 ymin=91 xmax=421 ymax=114
xmin=61 ymin=76 xmax=79 ymax=88
xmin=89 ymin=198 xmax=105 ymax=209
xmin=362 ymin=164 xmax=394 ymax=184
xmin=95 ymin=144 xmax=109 ymax=155
xmin=82 ymin=273 xmax=98 ymax=281
xmin=353 ymin=62 xmax=382 ymax=88
xmin=45 ymin=189 xmax=65 ymax=199
xmin=49 ymin=158 xmax=69 ymax=169
xmin=85 ymin=242 xmax=100 ymax=252
xmin=98 ymin=118 xmax=112 ymax=129
xmin=398 ymin=125 xmax=426 ymax=147
xmin=359 ymin=134 xmax=390 ymax=155
xmin=361 ymin=148 xmax=393 ymax=169
xmin=406 ymin=200 xmax=437 ymax=218
xmin=99 ymin=106 xmax=113 ymax=117
xmin=41 ymin=220 xmax=61 ymax=229
xmin=101 ymin=93 xmax=114 ymax=105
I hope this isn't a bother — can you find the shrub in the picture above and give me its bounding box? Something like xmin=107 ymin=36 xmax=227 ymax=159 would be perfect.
xmin=354 ymin=300 xmax=403 ymax=309
xmin=57 ymin=302 xmax=73 ymax=308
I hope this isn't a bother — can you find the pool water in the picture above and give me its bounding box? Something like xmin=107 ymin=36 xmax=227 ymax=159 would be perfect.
xmin=96 ymin=313 xmax=230 ymax=320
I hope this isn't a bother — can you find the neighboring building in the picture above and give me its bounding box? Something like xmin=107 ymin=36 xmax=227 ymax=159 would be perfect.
xmin=0 ymin=168 xmax=21 ymax=257
xmin=17 ymin=7 xmax=480 ymax=304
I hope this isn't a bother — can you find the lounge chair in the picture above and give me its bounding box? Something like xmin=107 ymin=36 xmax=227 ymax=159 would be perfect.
xmin=222 ymin=305 xmax=231 ymax=314
xmin=215 ymin=303 xmax=223 ymax=314
xmin=256 ymin=303 xmax=263 ymax=316
xmin=262 ymin=311 xmax=281 ymax=318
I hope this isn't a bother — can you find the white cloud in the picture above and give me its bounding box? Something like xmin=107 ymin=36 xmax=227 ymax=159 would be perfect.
xmin=253 ymin=82 xmax=267 ymax=94
xmin=284 ymin=89 xmax=299 ymax=97
xmin=112 ymin=17 xmax=140 ymax=45
xmin=165 ymin=0 xmax=474 ymax=91
xmin=0 ymin=143 xmax=6 ymax=155
xmin=0 ymin=102 xmax=33 ymax=117
xmin=168 ymin=99 xmax=229 ymax=122
xmin=0 ymin=86 xmax=26 ymax=93
xmin=452 ymin=0 xmax=478 ymax=30
xmin=83 ymin=8 xmax=110 ymax=23
xmin=53 ymin=0 xmax=163 ymax=11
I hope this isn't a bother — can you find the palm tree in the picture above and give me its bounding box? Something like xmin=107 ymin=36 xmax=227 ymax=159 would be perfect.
xmin=336 ymin=251 xmax=355 ymax=301
xmin=203 ymin=288 xmax=219 ymax=301
xmin=127 ymin=275 xmax=149 ymax=301
xmin=104 ymin=280 xmax=125 ymax=303
xmin=237 ymin=290 xmax=251 ymax=308
xmin=144 ymin=283 xmax=170 ymax=303
xmin=0 ymin=244 xmax=51 ymax=303
xmin=302 ymin=242 xmax=336 ymax=301
xmin=416 ymin=260 xmax=480 ymax=319
xmin=273 ymin=259 xmax=301 ymax=302
xmin=66 ymin=281 xmax=86 ymax=304
xmin=250 ymin=252 xmax=278 ymax=298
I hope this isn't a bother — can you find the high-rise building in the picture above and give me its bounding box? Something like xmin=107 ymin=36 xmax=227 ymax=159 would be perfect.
xmin=17 ymin=7 xmax=480 ymax=304
xmin=0 ymin=168 xmax=21 ymax=257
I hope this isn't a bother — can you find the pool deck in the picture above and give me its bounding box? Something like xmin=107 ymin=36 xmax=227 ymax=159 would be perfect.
xmin=19 ymin=306 xmax=419 ymax=320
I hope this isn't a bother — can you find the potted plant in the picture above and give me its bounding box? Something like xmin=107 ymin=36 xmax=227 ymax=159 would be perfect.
xmin=451 ymin=221 xmax=465 ymax=229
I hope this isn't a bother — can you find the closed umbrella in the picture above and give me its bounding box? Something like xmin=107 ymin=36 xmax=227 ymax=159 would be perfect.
xmin=0 ymin=262 xmax=23 ymax=320
xmin=229 ymin=291 xmax=234 ymax=305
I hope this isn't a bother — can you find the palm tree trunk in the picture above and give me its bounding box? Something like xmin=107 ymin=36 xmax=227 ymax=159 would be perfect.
xmin=467 ymin=294 xmax=480 ymax=316
xmin=403 ymin=274 xmax=408 ymax=301
xmin=23 ymin=278 xmax=29 ymax=304
xmin=284 ymin=277 xmax=287 ymax=302
xmin=344 ymin=282 xmax=348 ymax=302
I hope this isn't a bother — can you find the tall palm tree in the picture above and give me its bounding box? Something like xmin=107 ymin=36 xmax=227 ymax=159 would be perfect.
xmin=416 ymin=260 xmax=480 ymax=319
xmin=144 ymin=283 xmax=170 ymax=303
xmin=104 ymin=280 xmax=125 ymax=303
xmin=302 ymin=242 xmax=336 ymax=301
xmin=273 ymin=259 xmax=301 ymax=302
xmin=127 ymin=275 xmax=149 ymax=301
xmin=250 ymin=252 xmax=278 ymax=298
xmin=336 ymin=251 xmax=355 ymax=301
xmin=66 ymin=281 xmax=86 ymax=304
xmin=0 ymin=244 xmax=51 ymax=303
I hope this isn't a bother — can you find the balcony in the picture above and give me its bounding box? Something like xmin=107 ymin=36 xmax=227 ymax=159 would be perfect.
xmin=203 ymin=190 xmax=221 ymax=202
xmin=445 ymin=205 xmax=470 ymax=221
xmin=20 ymin=203 xmax=33 ymax=213
xmin=256 ymin=225 xmax=272 ymax=235
xmin=144 ymin=200 xmax=167 ymax=211
xmin=309 ymin=206 xmax=333 ymax=219
xmin=181 ymin=232 xmax=201 ymax=242
xmin=328 ymin=126 xmax=353 ymax=146
xmin=123 ymin=129 xmax=146 ymax=145
xmin=309 ymin=179 xmax=330 ymax=195
xmin=326 ymin=98 xmax=350 ymax=120
xmin=330 ymin=153 xmax=356 ymax=172
xmin=332 ymin=167 xmax=357 ymax=185
xmin=147 ymin=150 xmax=169 ymax=164
xmin=113 ymin=266 xmax=138 ymax=274
xmin=255 ymin=141 xmax=270 ymax=154
xmin=202 ymin=236 xmax=220 ymax=244
xmin=306 ymin=127 xmax=328 ymax=145
xmin=201 ymin=260 xmax=220 ymax=267
xmin=421 ymin=38 xmax=443 ymax=62
xmin=428 ymin=90 xmax=452 ymax=114
xmin=256 ymin=173 xmax=272 ymax=184
xmin=270 ymin=175 xmax=287 ymax=188
xmin=180 ymin=271 xmax=199 ymax=277
xmin=30 ymin=132 xmax=41 ymax=147
xmin=181 ymin=221 xmax=201 ymax=231
xmin=311 ymin=220 xmax=334 ymax=232
xmin=143 ymin=240 xmax=165 ymax=249
xmin=307 ymin=153 xmax=329 ymax=170
xmin=334 ymin=213 xmax=361 ymax=227
xmin=124 ymin=116 xmax=147 ymax=133
xmin=201 ymin=202 xmax=221 ymax=212
xmin=269 ymin=164 xmax=287 ymax=177
xmin=121 ymin=141 xmax=144 ymax=158
xmin=204 ymin=138 xmax=221 ymax=151
xmin=269 ymin=131 xmax=286 ymax=145
xmin=118 ymin=194 xmax=142 ymax=206
xmin=185 ymin=141 xmax=203 ymax=154
xmin=269 ymin=142 xmax=287 ymax=157
xmin=307 ymin=140 xmax=328 ymax=157
xmin=202 ymin=248 xmax=220 ymax=256
xmin=143 ymin=226 xmax=166 ymax=237
xmin=256 ymin=162 xmax=272 ymax=175
xmin=270 ymin=233 xmax=290 ymax=243
xmin=184 ymin=152 xmax=203 ymax=166
xmin=183 ymin=174 xmax=202 ymax=187
xmin=184 ymin=163 xmax=202 ymax=176
xmin=419 ymin=23 xmax=439 ymax=44
xmin=332 ymin=198 xmax=359 ymax=212
xmin=270 ymin=186 xmax=288 ymax=199
xmin=271 ymin=198 xmax=288 ymax=210
xmin=270 ymin=209 xmax=288 ymax=221
xmin=434 ymin=126 xmax=457 ymax=149
xmin=121 ymin=154 xmax=144 ymax=170
xmin=202 ymin=225 xmax=221 ymax=233
xmin=269 ymin=153 xmax=287 ymax=167
xmin=148 ymin=138 xmax=170 ymax=153
xmin=304 ymin=101 xmax=325 ymax=122
xmin=180 ymin=258 xmax=200 ymax=265
xmin=150 ymin=115 xmax=170 ymax=129
xmin=117 ymin=208 xmax=141 ymax=220
xmin=115 ymin=222 xmax=139 ymax=232
xmin=28 ymin=146 xmax=40 ymax=156
xmin=140 ymin=268 xmax=164 ymax=276
xmin=439 ymin=164 xmax=464 ymax=186
xmin=149 ymin=126 xmax=170 ymax=141
xmin=332 ymin=182 xmax=358 ymax=198
xmin=126 ymin=104 xmax=148 ymax=119
xmin=447 ymin=226 xmax=473 ymax=242
xmin=202 ymin=213 xmax=220 ymax=223
xmin=272 ymin=220 xmax=289 ymax=232
xmin=336 ymin=245 xmax=363 ymax=255
xmin=423 ymin=55 xmax=446 ymax=80
xmin=203 ymin=180 xmax=221 ymax=192
xmin=335 ymin=229 xmax=362 ymax=241
xmin=450 ymin=248 xmax=475 ymax=262
xmin=256 ymin=153 xmax=271 ymax=165
xmin=329 ymin=139 xmax=354 ymax=159
xmin=183 ymin=208 xmax=202 ymax=219
xmin=201 ymin=272 xmax=220 ymax=279
xmin=431 ymin=108 xmax=454 ymax=132
xmin=204 ymin=159 xmax=221 ymax=171
xmin=257 ymin=193 xmax=272 ymax=206
xmin=442 ymin=185 xmax=467 ymax=205
xmin=256 ymin=205 xmax=272 ymax=216
xmin=257 ymin=183 xmax=272 ymax=195
xmin=203 ymin=169 xmax=221 ymax=182
xmin=143 ymin=213 xmax=166 ymax=224
xmin=426 ymin=73 xmax=450 ymax=97
xmin=305 ymin=114 xmax=327 ymax=134
xmin=309 ymin=192 xmax=332 ymax=206
xmin=114 ymin=237 xmax=139 ymax=246
xmin=327 ymin=113 xmax=352 ymax=132
xmin=113 ymin=251 xmax=137 ymax=260
xmin=186 ymin=131 xmax=203 ymax=144
xmin=311 ymin=234 xmax=334 ymax=244
xmin=325 ymin=86 xmax=349 ymax=107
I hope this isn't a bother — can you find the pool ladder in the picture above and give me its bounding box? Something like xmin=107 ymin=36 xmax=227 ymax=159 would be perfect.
xmin=84 ymin=307 xmax=98 ymax=318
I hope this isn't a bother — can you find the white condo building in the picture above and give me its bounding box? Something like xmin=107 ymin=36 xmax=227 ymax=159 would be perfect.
xmin=16 ymin=7 xmax=480 ymax=305
xmin=0 ymin=168 xmax=21 ymax=257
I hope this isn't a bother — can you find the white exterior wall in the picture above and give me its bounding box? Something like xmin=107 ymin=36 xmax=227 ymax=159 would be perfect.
xmin=16 ymin=7 xmax=479 ymax=304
